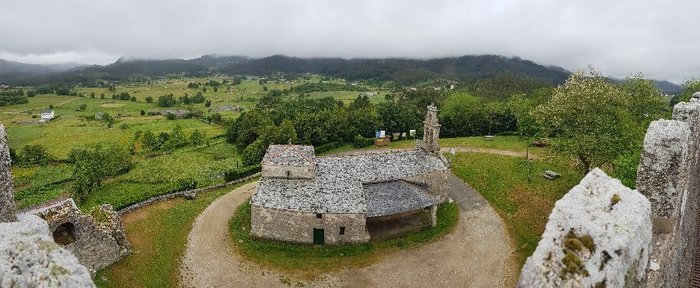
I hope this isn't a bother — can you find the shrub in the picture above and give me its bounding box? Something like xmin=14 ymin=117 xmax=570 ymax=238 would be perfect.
xmin=314 ymin=142 xmax=343 ymax=154
xmin=8 ymin=148 xmax=17 ymax=165
xmin=352 ymin=135 xmax=374 ymax=148
xmin=224 ymin=164 xmax=261 ymax=181
xmin=158 ymin=94 xmax=177 ymax=107
xmin=174 ymin=177 xmax=197 ymax=192
xmin=19 ymin=144 xmax=53 ymax=165
xmin=145 ymin=96 xmax=153 ymax=103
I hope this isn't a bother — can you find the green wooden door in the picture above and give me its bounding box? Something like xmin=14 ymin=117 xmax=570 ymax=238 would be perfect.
xmin=313 ymin=228 xmax=325 ymax=245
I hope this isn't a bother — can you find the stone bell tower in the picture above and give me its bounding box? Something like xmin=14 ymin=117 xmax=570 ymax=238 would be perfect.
xmin=0 ymin=124 xmax=17 ymax=222
xmin=420 ymin=104 xmax=441 ymax=154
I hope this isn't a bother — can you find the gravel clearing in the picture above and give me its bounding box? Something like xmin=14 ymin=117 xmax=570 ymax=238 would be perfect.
xmin=180 ymin=177 xmax=515 ymax=287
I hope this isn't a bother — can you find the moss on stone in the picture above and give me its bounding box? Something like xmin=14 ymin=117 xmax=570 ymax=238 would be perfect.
xmin=561 ymin=250 xmax=588 ymax=277
xmin=611 ymin=194 xmax=621 ymax=206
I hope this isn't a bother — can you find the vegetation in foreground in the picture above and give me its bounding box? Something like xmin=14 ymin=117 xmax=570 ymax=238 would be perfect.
xmin=450 ymin=152 xmax=580 ymax=267
xmin=229 ymin=200 xmax=459 ymax=279
xmin=94 ymin=182 xmax=251 ymax=288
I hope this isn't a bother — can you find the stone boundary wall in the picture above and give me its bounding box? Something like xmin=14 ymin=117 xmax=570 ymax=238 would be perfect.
xmin=117 ymin=173 xmax=260 ymax=215
xmin=519 ymin=95 xmax=700 ymax=287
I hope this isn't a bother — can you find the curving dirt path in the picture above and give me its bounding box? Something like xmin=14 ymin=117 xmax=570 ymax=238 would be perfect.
xmin=180 ymin=178 xmax=516 ymax=287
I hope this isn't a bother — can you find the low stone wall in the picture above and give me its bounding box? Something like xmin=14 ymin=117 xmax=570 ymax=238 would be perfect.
xmin=0 ymin=215 xmax=94 ymax=287
xmin=250 ymin=205 xmax=370 ymax=244
xmin=117 ymin=173 xmax=260 ymax=215
xmin=518 ymin=169 xmax=652 ymax=287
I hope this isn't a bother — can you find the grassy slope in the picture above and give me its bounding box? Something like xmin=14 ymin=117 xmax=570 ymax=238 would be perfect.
xmin=94 ymin=182 xmax=250 ymax=288
xmin=450 ymin=151 xmax=580 ymax=267
xmin=230 ymin=201 xmax=459 ymax=279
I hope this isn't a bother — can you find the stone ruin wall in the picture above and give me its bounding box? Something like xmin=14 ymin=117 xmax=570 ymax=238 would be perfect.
xmin=519 ymin=96 xmax=700 ymax=287
xmin=30 ymin=200 xmax=132 ymax=275
xmin=0 ymin=124 xmax=16 ymax=222
xmin=250 ymin=204 xmax=370 ymax=244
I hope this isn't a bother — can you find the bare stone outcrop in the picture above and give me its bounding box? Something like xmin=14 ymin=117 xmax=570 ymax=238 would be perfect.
xmin=518 ymin=169 xmax=652 ymax=287
xmin=0 ymin=124 xmax=16 ymax=223
xmin=0 ymin=214 xmax=94 ymax=287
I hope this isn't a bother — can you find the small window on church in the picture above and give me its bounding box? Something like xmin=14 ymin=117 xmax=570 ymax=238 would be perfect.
xmin=286 ymin=170 xmax=291 ymax=178
xmin=339 ymin=226 xmax=345 ymax=235
xmin=316 ymin=213 xmax=323 ymax=218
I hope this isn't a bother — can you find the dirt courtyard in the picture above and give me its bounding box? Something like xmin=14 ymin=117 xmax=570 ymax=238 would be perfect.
xmin=180 ymin=176 xmax=516 ymax=287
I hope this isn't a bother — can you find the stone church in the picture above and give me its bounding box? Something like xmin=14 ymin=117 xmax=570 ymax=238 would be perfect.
xmin=250 ymin=105 xmax=450 ymax=244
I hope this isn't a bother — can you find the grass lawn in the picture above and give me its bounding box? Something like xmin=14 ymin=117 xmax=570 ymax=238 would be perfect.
xmin=450 ymin=152 xmax=581 ymax=267
xmin=386 ymin=135 xmax=544 ymax=153
xmin=94 ymin=181 xmax=252 ymax=288
xmin=229 ymin=200 xmax=459 ymax=279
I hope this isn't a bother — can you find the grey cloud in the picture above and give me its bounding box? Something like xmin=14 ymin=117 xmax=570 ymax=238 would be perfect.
xmin=0 ymin=0 xmax=698 ymax=82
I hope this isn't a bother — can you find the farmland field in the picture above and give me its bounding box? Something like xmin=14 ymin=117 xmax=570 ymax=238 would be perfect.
xmin=4 ymin=75 xmax=386 ymax=211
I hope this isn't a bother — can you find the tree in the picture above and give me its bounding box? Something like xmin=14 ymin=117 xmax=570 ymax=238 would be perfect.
xmin=192 ymin=92 xmax=206 ymax=104
xmin=536 ymin=69 xmax=637 ymax=174
xmin=70 ymin=143 xmax=131 ymax=202
xmin=19 ymin=144 xmax=53 ymax=165
xmin=158 ymin=94 xmax=177 ymax=107
xmin=102 ymin=113 xmax=116 ymax=128
xmin=205 ymin=100 xmax=212 ymax=107
xmin=678 ymin=79 xmax=700 ymax=103
xmin=190 ymin=129 xmax=205 ymax=146
xmin=163 ymin=124 xmax=187 ymax=150
xmin=145 ymin=96 xmax=154 ymax=103
xmin=142 ymin=130 xmax=157 ymax=150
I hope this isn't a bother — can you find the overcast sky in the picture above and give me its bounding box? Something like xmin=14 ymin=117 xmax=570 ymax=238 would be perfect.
xmin=1 ymin=0 xmax=698 ymax=82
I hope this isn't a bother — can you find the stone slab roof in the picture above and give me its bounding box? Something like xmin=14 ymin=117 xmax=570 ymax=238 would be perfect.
xmin=364 ymin=180 xmax=441 ymax=217
xmin=262 ymin=145 xmax=315 ymax=166
xmin=252 ymin=149 xmax=447 ymax=214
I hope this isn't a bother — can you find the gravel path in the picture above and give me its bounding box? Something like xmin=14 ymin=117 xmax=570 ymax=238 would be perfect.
xmin=180 ymin=178 xmax=516 ymax=287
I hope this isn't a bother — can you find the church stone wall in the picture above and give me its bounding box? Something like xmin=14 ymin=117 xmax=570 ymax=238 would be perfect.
xmin=261 ymin=164 xmax=315 ymax=179
xmin=250 ymin=204 xmax=369 ymax=244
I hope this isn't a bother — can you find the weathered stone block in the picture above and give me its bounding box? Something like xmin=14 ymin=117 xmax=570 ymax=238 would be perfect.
xmin=636 ymin=120 xmax=690 ymax=221
xmin=0 ymin=214 xmax=94 ymax=287
xmin=0 ymin=124 xmax=16 ymax=223
xmin=518 ymin=168 xmax=652 ymax=287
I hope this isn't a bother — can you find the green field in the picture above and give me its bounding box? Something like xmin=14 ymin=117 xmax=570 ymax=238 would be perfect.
xmin=5 ymin=76 xmax=385 ymax=211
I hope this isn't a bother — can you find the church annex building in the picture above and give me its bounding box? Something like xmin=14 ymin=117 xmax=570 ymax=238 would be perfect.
xmin=250 ymin=105 xmax=451 ymax=244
